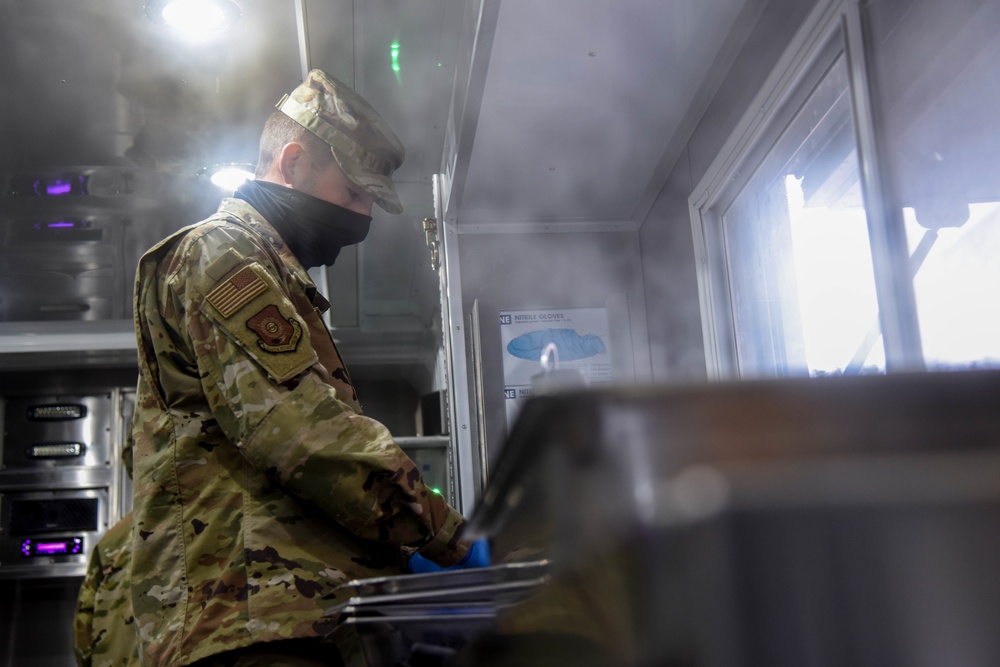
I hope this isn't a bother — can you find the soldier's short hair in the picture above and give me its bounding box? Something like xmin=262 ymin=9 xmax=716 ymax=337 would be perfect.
xmin=255 ymin=111 xmax=334 ymax=178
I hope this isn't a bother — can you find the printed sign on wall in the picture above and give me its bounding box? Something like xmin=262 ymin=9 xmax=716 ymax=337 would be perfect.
xmin=499 ymin=307 xmax=613 ymax=428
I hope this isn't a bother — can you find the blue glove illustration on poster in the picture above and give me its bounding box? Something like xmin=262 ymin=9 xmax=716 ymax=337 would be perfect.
xmin=506 ymin=328 xmax=606 ymax=362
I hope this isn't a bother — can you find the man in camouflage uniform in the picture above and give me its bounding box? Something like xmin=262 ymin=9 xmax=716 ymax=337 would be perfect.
xmin=129 ymin=70 xmax=477 ymax=666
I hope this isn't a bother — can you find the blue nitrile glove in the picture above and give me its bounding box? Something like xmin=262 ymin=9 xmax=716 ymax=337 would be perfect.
xmin=407 ymin=539 xmax=491 ymax=574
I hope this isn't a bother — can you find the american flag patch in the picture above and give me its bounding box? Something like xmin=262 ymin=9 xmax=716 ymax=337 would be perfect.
xmin=206 ymin=266 xmax=268 ymax=318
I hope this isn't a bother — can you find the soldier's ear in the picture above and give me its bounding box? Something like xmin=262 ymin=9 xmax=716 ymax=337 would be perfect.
xmin=276 ymin=142 xmax=306 ymax=187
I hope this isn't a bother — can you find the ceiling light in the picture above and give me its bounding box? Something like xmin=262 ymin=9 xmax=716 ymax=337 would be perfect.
xmin=200 ymin=163 xmax=255 ymax=192
xmin=145 ymin=0 xmax=241 ymax=36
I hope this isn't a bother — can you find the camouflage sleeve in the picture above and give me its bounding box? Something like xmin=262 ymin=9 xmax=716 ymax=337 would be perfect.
xmin=73 ymin=512 xmax=138 ymax=667
xmin=120 ymin=415 xmax=134 ymax=480
xmin=164 ymin=227 xmax=468 ymax=565
xmin=73 ymin=547 xmax=101 ymax=667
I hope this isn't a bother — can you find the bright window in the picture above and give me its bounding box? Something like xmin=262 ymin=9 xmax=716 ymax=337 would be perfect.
xmin=721 ymin=44 xmax=883 ymax=377
xmin=691 ymin=0 xmax=1000 ymax=379
xmin=865 ymin=0 xmax=1000 ymax=370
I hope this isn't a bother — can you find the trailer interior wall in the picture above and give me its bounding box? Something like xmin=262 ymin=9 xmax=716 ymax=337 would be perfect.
xmin=455 ymin=227 xmax=649 ymax=476
xmin=456 ymin=232 xmax=647 ymax=362
xmin=639 ymin=0 xmax=818 ymax=382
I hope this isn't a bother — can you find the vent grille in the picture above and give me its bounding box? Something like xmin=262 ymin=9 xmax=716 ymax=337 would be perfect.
xmin=8 ymin=498 xmax=99 ymax=535
xmin=26 ymin=404 xmax=87 ymax=421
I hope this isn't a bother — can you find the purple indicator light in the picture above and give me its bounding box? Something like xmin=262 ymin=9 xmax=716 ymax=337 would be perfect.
xmin=20 ymin=537 xmax=83 ymax=556
xmin=47 ymin=221 xmax=76 ymax=228
xmin=46 ymin=180 xmax=72 ymax=195
xmin=37 ymin=541 xmax=70 ymax=555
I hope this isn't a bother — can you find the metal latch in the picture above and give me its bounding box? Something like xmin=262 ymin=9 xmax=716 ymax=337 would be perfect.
xmin=422 ymin=217 xmax=440 ymax=271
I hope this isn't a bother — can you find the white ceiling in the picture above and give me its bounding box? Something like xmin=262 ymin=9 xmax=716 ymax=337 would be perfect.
xmin=457 ymin=0 xmax=749 ymax=228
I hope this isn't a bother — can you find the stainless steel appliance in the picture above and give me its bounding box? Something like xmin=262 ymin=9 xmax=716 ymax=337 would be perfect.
xmin=0 ymin=373 xmax=134 ymax=667
xmin=0 ymin=389 xmax=133 ymax=577
xmin=467 ymin=370 xmax=1000 ymax=667
xmin=0 ymin=487 xmax=109 ymax=574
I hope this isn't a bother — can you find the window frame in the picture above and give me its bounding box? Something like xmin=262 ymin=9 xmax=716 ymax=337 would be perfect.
xmin=689 ymin=0 xmax=923 ymax=379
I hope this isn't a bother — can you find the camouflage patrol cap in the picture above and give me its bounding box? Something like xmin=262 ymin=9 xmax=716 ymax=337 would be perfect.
xmin=277 ymin=69 xmax=405 ymax=214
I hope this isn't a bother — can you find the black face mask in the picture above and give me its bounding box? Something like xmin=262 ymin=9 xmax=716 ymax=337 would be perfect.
xmin=234 ymin=179 xmax=372 ymax=268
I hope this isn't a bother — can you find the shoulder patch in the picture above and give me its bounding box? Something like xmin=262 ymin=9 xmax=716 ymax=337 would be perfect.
xmin=246 ymin=305 xmax=303 ymax=353
xmin=206 ymin=266 xmax=268 ymax=318
xmin=199 ymin=259 xmax=319 ymax=384
xmin=205 ymin=248 xmax=245 ymax=282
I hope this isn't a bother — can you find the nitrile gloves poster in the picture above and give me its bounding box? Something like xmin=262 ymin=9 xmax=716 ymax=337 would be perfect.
xmin=500 ymin=307 xmax=613 ymax=428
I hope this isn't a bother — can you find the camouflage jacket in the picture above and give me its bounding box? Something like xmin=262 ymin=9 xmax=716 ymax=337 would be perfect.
xmin=74 ymin=512 xmax=140 ymax=667
xmin=130 ymin=198 xmax=468 ymax=666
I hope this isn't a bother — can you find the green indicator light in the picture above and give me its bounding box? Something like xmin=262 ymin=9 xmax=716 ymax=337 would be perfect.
xmin=431 ymin=487 xmax=442 ymax=495
xmin=391 ymin=41 xmax=401 ymax=73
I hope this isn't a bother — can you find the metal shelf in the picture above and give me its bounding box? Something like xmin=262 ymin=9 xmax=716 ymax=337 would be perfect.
xmin=0 ymin=320 xmax=135 ymax=355
xmin=394 ymin=436 xmax=449 ymax=449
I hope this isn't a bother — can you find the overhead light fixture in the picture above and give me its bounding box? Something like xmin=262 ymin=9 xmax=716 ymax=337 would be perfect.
xmin=144 ymin=0 xmax=241 ymax=36
xmin=199 ymin=163 xmax=255 ymax=192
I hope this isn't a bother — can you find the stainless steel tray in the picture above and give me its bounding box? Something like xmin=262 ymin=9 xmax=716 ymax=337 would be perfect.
xmin=342 ymin=601 xmax=498 ymax=625
xmin=323 ymin=560 xmax=549 ymax=624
